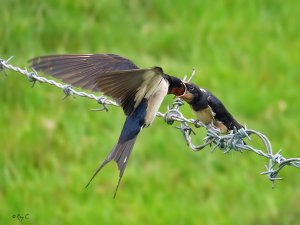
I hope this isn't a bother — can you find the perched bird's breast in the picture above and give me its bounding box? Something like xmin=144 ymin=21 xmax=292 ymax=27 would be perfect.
xmin=194 ymin=106 xmax=215 ymax=125
xmin=144 ymin=79 xmax=169 ymax=126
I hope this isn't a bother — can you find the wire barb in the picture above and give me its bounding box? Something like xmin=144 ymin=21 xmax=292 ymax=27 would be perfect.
xmin=62 ymin=85 xmax=74 ymax=99
xmin=1 ymin=56 xmax=300 ymax=186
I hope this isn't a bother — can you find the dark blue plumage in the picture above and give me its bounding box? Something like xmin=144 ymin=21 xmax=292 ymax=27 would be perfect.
xmin=86 ymin=99 xmax=148 ymax=197
xmin=118 ymin=99 xmax=147 ymax=143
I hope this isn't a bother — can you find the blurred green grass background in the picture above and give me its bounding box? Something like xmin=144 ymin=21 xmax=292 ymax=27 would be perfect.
xmin=1 ymin=0 xmax=300 ymax=224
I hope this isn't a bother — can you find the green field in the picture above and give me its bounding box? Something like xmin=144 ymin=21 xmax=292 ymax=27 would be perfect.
xmin=1 ymin=0 xmax=300 ymax=224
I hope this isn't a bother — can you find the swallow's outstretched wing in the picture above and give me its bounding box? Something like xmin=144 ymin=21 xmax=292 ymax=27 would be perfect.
xmin=30 ymin=54 xmax=139 ymax=74
xmin=30 ymin=54 xmax=164 ymax=115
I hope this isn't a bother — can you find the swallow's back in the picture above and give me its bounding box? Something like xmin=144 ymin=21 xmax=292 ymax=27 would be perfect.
xmin=207 ymin=92 xmax=244 ymax=130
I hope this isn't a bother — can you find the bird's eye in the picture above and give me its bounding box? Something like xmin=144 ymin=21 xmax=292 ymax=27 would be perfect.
xmin=188 ymin=86 xmax=194 ymax=91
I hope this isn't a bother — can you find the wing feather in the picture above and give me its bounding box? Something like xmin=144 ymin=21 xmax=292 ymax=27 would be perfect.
xmin=207 ymin=93 xmax=243 ymax=130
xmin=30 ymin=54 xmax=164 ymax=115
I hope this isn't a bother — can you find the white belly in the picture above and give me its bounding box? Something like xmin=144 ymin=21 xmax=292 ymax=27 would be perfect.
xmin=144 ymin=79 xmax=168 ymax=125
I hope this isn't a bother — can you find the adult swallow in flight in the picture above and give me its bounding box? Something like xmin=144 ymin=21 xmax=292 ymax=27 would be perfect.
xmin=180 ymin=82 xmax=243 ymax=133
xmin=29 ymin=54 xmax=186 ymax=196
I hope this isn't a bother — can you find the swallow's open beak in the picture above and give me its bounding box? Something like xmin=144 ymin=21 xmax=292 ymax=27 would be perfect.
xmin=178 ymin=82 xmax=194 ymax=102
xmin=169 ymin=81 xmax=187 ymax=97
xmin=177 ymin=82 xmax=187 ymax=97
xmin=171 ymin=82 xmax=187 ymax=99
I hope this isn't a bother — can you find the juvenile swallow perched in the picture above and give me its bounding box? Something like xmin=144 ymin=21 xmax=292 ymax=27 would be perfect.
xmin=29 ymin=54 xmax=186 ymax=196
xmin=180 ymin=82 xmax=243 ymax=133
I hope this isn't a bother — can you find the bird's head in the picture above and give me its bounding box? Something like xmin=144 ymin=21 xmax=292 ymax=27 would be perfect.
xmin=165 ymin=75 xmax=187 ymax=96
xmin=179 ymin=82 xmax=204 ymax=103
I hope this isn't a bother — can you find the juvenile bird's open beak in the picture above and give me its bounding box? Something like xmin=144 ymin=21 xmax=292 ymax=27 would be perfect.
xmin=177 ymin=82 xmax=187 ymax=97
xmin=171 ymin=82 xmax=187 ymax=99
xmin=169 ymin=81 xmax=187 ymax=97
xmin=178 ymin=82 xmax=194 ymax=102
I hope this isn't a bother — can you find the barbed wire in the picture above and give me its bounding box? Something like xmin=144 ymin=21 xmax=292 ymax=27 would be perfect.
xmin=1 ymin=56 xmax=300 ymax=186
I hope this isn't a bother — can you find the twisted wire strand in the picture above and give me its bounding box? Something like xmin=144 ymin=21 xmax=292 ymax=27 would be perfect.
xmin=1 ymin=56 xmax=300 ymax=185
xmin=0 ymin=57 xmax=119 ymax=111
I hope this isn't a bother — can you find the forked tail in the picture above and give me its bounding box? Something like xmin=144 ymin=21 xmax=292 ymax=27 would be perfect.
xmin=85 ymin=136 xmax=138 ymax=198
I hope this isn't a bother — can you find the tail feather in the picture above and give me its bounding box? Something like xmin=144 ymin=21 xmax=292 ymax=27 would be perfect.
xmin=228 ymin=116 xmax=244 ymax=131
xmin=113 ymin=137 xmax=138 ymax=197
xmin=85 ymin=136 xmax=138 ymax=197
xmin=86 ymin=98 xmax=147 ymax=196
